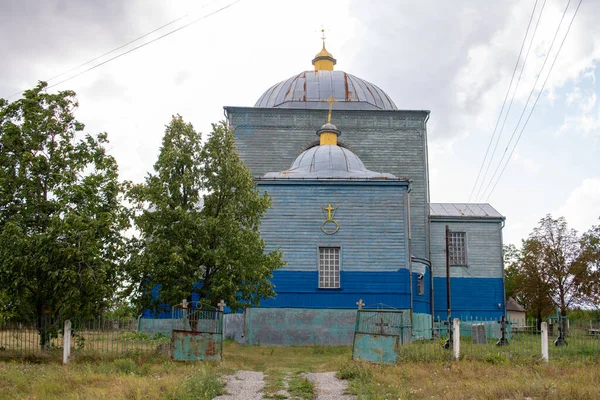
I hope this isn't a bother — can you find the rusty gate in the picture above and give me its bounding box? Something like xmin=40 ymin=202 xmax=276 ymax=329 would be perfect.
xmin=352 ymin=308 xmax=409 ymax=364
xmin=171 ymin=302 xmax=223 ymax=361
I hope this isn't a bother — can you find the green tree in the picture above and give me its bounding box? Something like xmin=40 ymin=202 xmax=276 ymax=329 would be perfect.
xmin=128 ymin=117 xmax=283 ymax=314
xmin=581 ymin=219 xmax=600 ymax=305
xmin=0 ymin=82 xmax=128 ymax=346
xmin=515 ymin=238 xmax=554 ymax=327
xmin=532 ymin=215 xmax=595 ymax=319
xmin=503 ymin=243 xmax=521 ymax=300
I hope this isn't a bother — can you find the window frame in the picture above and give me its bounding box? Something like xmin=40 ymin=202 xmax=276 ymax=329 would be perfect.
xmin=318 ymin=246 xmax=341 ymax=289
xmin=449 ymin=231 xmax=468 ymax=267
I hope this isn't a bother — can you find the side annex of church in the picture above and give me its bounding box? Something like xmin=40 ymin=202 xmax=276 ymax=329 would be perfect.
xmin=224 ymin=40 xmax=506 ymax=334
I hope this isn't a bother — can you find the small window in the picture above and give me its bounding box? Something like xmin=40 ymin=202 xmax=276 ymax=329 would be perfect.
xmin=319 ymin=247 xmax=340 ymax=288
xmin=449 ymin=231 xmax=467 ymax=266
xmin=417 ymin=274 xmax=425 ymax=295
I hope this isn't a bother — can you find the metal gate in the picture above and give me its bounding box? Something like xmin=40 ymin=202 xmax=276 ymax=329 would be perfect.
xmin=352 ymin=309 xmax=409 ymax=364
xmin=171 ymin=301 xmax=223 ymax=361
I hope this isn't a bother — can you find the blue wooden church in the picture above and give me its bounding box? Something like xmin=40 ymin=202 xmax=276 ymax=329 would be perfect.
xmin=224 ymin=40 xmax=506 ymax=332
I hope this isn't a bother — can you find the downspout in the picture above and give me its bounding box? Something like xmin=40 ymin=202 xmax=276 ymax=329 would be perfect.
xmin=423 ymin=111 xmax=434 ymax=336
xmin=500 ymin=219 xmax=506 ymax=319
xmin=406 ymin=185 xmax=413 ymax=337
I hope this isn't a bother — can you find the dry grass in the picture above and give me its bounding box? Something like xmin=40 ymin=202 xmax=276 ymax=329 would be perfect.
xmin=1 ymin=341 xmax=600 ymax=399
xmin=339 ymin=359 xmax=600 ymax=399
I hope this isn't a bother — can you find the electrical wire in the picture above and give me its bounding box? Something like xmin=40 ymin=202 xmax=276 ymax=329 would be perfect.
xmin=473 ymin=0 xmax=548 ymax=202
xmin=4 ymin=0 xmax=240 ymax=98
xmin=468 ymin=0 xmax=540 ymax=202
xmin=482 ymin=0 xmax=583 ymax=201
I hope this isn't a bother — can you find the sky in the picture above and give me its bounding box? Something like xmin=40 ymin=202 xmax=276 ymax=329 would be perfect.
xmin=1 ymin=0 xmax=599 ymax=246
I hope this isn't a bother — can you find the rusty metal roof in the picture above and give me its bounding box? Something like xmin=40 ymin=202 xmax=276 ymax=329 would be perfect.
xmin=255 ymin=70 xmax=397 ymax=110
xmin=430 ymin=203 xmax=504 ymax=220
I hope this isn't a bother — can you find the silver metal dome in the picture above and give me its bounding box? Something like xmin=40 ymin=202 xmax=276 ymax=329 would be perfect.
xmin=255 ymin=70 xmax=397 ymax=110
xmin=263 ymin=145 xmax=398 ymax=179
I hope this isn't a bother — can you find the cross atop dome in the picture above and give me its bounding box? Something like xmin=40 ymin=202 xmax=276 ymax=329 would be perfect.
xmin=312 ymin=28 xmax=336 ymax=71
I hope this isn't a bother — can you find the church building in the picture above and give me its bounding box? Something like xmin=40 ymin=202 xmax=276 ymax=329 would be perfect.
xmin=224 ymin=40 xmax=506 ymax=333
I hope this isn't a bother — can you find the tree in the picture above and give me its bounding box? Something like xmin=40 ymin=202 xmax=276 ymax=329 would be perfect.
xmin=514 ymin=238 xmax=554 ymax=328
xmin=581 ymin=219 xmax=600 ymax=304
xmin=503 ymin=243 xmax=521 ymax=300
xmin=531 ymin=215 xmax=595 ymax=318
xmin=127 ymin=117 xmax=283 ymax=315
xmin=0 ymin=82 xmax=128 ymax=346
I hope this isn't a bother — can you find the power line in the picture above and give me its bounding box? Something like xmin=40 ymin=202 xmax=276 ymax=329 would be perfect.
xmin=472 ymin=0 xmax=548 ymax=202
xmin=478 ymin=0 xmax=573 ymax=200
xmin=468 ymin=0 xmax=540 ymax=202
xmin=482 ymin=0 xmax=583 ymax=201
xmin=4 ymin=0 xmax=240 ymax=98
xmin=45 ymin=14 xmax=192 ymax=83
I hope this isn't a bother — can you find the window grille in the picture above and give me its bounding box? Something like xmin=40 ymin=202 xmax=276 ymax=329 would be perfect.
xmin=449 ymin=231 xmax=467 ymax=266
xmin=319 ymin=247 xmax=340 ymax=288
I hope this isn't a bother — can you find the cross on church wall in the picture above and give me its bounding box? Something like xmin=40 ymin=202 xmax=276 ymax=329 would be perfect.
xmin=217 ymin=299 xmax=226 ymax=312
xmin=356 ymin=299 xmax=364 ymax=310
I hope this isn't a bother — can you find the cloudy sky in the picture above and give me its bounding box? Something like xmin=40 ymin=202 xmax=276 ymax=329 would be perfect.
xmin=1 ymin=0 xmax=598 ymax=245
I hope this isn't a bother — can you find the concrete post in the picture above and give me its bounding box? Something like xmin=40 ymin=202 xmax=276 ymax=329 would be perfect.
xmin=63 ymin=320 xmax=71 ymax=365
xmin=453 ymin=318 xmax=460 ymax=360
xmin=541 ymin=322 xmax=549 ymax=361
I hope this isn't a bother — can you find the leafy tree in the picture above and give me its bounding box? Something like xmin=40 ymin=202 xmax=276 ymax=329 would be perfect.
xmin=581 ymin=219 xmax=600 ymax=304
xmin=514 ymin=238 xmax=554 ymax=327
xmin=128 ymin=117 xmax=283 ymax=315
xmin=531 ymin=215 xmax=595 ymax=318
xmin=0 ymin=82 xmax=128 ymax=346
xmin=503 ymin=243 xmax=521 ymax=300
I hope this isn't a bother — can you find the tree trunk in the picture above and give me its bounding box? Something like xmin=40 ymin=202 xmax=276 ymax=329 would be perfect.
xmin=36 ymin=304 xmax=50 ymax=351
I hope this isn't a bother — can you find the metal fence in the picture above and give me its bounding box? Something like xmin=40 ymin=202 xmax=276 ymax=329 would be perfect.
xmin=0 ymin=317 xmax=169 ymax=360
xmin=353 ymin=309 xmax=410 ymax=364
xmin=396 ymin=318 xmax=600 ymax=363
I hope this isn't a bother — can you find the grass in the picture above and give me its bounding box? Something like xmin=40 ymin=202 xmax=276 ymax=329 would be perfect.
xmin=338 ymin=359 xmax=600 ymax=399
xmin=1 ymin=340 xmax=600 ymax=399
xmin=287 ymin=374 xmax=315 ymax=399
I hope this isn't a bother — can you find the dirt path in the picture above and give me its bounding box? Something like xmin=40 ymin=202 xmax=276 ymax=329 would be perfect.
xmin=214 ymin=371 xmax=265 ymax=400
xmin=306 ymin=372 xmax=356 ymax=400
xmin=215 ymin=370 xmax=355 ymax=399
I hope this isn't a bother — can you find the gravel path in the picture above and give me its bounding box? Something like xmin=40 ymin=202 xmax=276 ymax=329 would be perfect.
xmin=213 ymin=371 xmax=265 ymax=400
xmin=306 ymin=372 xmax=357 ymax=400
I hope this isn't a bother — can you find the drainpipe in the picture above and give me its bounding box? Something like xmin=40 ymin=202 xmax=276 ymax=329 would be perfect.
xmin=500 ymin=219 xmax=506 ymax=319
xmin=406 ymin=187 xmax=413 ymax=336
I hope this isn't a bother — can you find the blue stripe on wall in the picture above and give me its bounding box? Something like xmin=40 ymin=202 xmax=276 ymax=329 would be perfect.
xmin=260 ymin=269 xmax=412 ymax=309
xmin=433 ymin=277 xmax=504 ymax=320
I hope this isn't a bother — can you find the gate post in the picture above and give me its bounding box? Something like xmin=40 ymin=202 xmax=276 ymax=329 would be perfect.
xmin=453 ymin=318 xmax=460 ymax=360
xmin=541 ymin=322 xmax=549 ymax=362
xmin=63 ymin=320 xmax=71 ymax=365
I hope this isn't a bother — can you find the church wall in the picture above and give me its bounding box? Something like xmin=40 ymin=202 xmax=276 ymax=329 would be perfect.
xmin=227 ymin=107 xmax=430 ymax=262
xmin=430 ymin=219 xmax=505 ymax=319
xmin=256 ymin=180 xmax=411 ymax=309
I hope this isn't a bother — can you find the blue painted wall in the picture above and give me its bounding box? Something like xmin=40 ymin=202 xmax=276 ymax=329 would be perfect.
xmin=433 ymin=277 xmax=504 ymax=320
xmin=256 ymin=180 xmax=412 ymax=309
xmin=430 ymin=219 xmax=505 ymax=320
xmin=260 ymin=269 xmax=411 ymax=309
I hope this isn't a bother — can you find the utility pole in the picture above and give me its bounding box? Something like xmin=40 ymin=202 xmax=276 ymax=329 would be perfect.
xmin=444 ymin=225 xmax=453 ymax=349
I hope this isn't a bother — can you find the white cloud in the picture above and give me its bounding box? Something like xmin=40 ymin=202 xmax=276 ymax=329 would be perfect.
xmin=555 ymin=178 xmax=600 ymax=232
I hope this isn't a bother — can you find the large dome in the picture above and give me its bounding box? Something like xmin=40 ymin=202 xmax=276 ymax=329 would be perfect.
xmin=255 ymin=70 xmax=397 ymax=111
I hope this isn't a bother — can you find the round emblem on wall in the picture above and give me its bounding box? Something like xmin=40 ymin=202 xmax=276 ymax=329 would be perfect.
xmin=321 ymin=204 xmax=339 ymax=235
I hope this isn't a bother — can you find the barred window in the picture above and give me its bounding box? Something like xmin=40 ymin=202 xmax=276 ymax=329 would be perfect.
xmin=319 ymin=247 xmax=340 ymax=289
xmin=417 ymin=274 xmax=425 ymax=295
xmin=449 ymin=231 xmax=467 ymax=266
